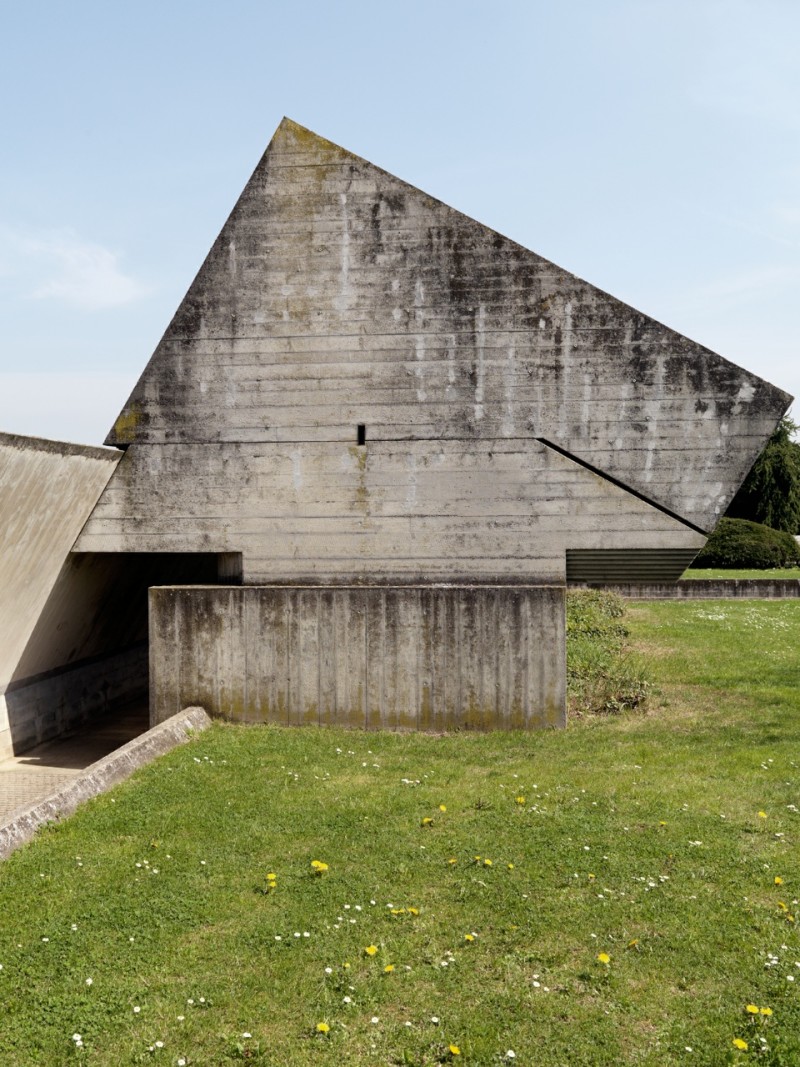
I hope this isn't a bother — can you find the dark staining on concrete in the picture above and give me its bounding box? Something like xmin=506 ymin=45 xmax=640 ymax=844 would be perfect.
xmin=369 ymin=201 xmax=384 ymax=260
xmin=627 ymin=350 xmax=655 ymax=389
xmin=714 ymin=396 xmax=735 ymax=419
xmin=63 ymin=117 xmax=790 ymax=734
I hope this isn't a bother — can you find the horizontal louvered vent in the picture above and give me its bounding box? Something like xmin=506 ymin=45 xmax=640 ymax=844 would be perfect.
xmin=566 ymin=549 xmax=700 ymax=584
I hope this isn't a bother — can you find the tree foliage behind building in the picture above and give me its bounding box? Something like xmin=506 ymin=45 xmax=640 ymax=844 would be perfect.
xmin=725 ymin=416 xmax=800 ymax=533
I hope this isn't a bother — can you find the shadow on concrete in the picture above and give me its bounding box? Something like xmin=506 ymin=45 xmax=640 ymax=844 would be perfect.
xmin=13 ymin=701 xmax=149 ymax=770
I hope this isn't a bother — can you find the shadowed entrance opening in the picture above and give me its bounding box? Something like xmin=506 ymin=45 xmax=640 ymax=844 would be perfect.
xmin=5 ymin=552 xmax=225 ymax=756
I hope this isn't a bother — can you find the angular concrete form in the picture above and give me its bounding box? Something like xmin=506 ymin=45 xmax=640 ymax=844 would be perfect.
xmin=81 ymin=118 xmax=789 ymax=545
xmin=0 ymin=434 xmax=220 ymax=757
xmin=0 ymin=434 xmax=120 ymax=758
xmin=2 ymin=118 xmax=791 ymax=738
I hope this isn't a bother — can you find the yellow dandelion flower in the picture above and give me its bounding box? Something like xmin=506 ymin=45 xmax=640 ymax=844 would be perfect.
xmin=788 ymin=914 xmax=795 ymax=923
xmin=659 ymin=821 xmax=667 ymax=826
xmin=364 ymin=945 xmax=378 ymax=957
xmin=597 ymin=952 xmax=611 ymax=965
xmin=515 ymin=796 xmax=525 ymax=805
xmin=316 ymin=1022 xmax=330 ymax=1034
xmin=311 ymin=860 xmax=329 ymax=873
xmin=383 ymin=964 xmax=395 ymax=973
xmin=408 ymin=907 xmax=420 ymax=916
xmin=266 ymin=872 xmax=277 ymax=880
xmin=343 ymin=962 xmax=351 ymax=969
xmin=421 ymin=817 xmax=433 ymax=827
xmin=448 ymin=858 xmax=458 ymax=866
xmin=464 ymin=933 xmax=475 ymax=942
xmin=733 ymin=1038 xmax=748 ymax=1051
xmin=628 ymin=939 xmax=639 ymax=948
xmin=449 ymin=1045 xmax=461 ymax=1056
xmin=760 ymin=1006 xmax=773 ymax=1016
xmin=775 ymin=876 xmax=784 ymax=885
xmin=507 ymin=863 xmax=515 ymax=870
xmin=484 ymin=858 xmax=493 ymax=867
xmin=439 ymin=804 xmax=447 ymax=812
xmin=588 ymin=873 xmax=596 ymax=880
xmin=474 ymin=856 xmax=481 ymax=862
xmin=758 ymin=811 xmax=767 ymax=819
xmin=778 ymin=901 xmax=789 ymax=911
xmin=745 ymin=1004 xmax=759 ymax=1014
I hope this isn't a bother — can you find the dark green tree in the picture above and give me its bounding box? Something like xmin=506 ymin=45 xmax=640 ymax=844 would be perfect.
xmin=726 ymin=415 xmax=800 ymax=533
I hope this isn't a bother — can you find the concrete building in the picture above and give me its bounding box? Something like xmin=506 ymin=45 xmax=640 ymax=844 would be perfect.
xmin=0 ymin=119 xmax=791 ymax=750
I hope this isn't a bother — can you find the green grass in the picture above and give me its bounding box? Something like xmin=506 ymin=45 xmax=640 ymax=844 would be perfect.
xmin=682 ymin=567 xmax=800 ymax=580
xmin=1 ymin=601 xmax=800 ymax=1065
xmin=567 ymin=589 xmax=649 ymax=715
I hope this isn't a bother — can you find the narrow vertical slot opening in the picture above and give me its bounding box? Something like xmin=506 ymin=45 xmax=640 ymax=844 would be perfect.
xmin=357 ymin=424 xmax=366 ymax=446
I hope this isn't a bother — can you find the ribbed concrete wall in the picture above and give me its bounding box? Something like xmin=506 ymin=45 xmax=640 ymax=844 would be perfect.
xmin=150 ymin=585 xmax=565 ymax=731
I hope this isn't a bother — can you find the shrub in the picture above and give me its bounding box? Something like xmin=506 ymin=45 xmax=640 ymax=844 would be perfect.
xmin=566 ymin=590 xmax=649 ymax=716
xmin=693 ymin=517 xmax=800 ymax=569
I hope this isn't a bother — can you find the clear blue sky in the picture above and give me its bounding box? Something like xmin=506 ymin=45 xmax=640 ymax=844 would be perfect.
xmin=1 ymin=0 xmax=798 ymax=444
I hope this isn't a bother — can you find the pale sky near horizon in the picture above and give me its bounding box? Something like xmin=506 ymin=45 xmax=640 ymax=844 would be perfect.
xmin=1 ymin=0 xmax=798 ymax=445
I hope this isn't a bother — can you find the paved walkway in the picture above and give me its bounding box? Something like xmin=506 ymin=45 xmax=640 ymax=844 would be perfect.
xmin=0 ymin=703 xmax=148 ymax=821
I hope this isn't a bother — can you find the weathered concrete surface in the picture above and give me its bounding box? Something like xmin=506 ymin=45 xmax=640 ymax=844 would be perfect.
xmin=150 ymin=586 xmax=565 ymax=731
xmin=0 ymin=434 xmax=120 ymax=759
xmin=87 ymin=117 xmax=788 ymax=537
xmin=0 ymin=434 xmax=119 ymax=680
xmin=79 ymin=438 xmax=704 ymax=583
xmin=0 ymin=706 xmax=211 ymax=861
xmin=578 ymin=579 xmax=800 ymax=599
xmin=48 ymin=120 xmax=792 ymax=735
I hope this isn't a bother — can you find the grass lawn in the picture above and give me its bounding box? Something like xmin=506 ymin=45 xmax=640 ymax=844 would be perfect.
xmin=1 ymin=600 xmax=800 ymax=1065
xmin=682 ymin=568 xmax=800 ymax=580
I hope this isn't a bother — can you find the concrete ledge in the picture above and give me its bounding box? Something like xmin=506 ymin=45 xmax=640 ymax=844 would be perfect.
xmin=573 ymin=579 xmax=800 ymax=599
xmin=0 ymin=430 xmax=120 ymax=462
xmin=0 ymin=706 xmax=211 ymax=861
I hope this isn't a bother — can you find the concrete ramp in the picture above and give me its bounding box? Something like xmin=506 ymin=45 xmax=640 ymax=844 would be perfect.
xmin=0 ymin=434 xmax=120 ymax=759
xmin=0 ymin=706 xmax=211 ymax=860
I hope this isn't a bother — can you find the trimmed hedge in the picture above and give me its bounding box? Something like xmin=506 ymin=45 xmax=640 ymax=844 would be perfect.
xmin=693 ymin=517 xmax=800 ymax=569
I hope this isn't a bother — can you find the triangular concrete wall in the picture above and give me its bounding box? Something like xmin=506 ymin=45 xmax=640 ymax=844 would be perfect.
xmin=100 ymin=117 xmax=789 ymax=533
